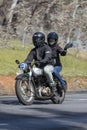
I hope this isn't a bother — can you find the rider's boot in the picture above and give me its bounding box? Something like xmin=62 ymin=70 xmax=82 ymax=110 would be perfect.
xmin=61 ymin=81 xmax=67 ymax=92
xmin=50 ymin=83 xmax=57 ymax=96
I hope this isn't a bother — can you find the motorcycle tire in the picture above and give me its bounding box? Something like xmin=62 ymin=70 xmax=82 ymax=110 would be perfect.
xmin=51 ymin=88 xmax=65 ymax=104
xmin=15 ymin=79 xmax=35 ymax=105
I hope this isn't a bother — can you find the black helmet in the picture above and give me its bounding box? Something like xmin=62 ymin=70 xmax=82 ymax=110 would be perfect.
xmin=47 ymin=32 xmax=58 ymax=46
xmin=32 ymin=32 xmax=45 ymax=47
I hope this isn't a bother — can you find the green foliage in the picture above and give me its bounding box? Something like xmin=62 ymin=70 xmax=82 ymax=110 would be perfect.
xmin=0 ymin=41 xmax=87 ymax=77
xmin=0 ymin=40 xmax=33 ymax=75
xmin=61 ymin=55 xmax=87 ymax=77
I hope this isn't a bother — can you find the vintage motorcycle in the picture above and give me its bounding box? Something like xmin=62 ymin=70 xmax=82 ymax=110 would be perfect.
xmin=15 ymin=42 xmax=73 ymax=105
xmin=15 ymin=60 xmax=67 ymax=105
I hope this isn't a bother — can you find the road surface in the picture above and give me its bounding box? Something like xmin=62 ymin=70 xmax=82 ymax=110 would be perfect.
xmin=0 ymin=93 xmax=87 ymax=130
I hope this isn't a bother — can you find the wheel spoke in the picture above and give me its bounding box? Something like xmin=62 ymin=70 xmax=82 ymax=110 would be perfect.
xmin=15 ymin=79 xmax=34 ymax=105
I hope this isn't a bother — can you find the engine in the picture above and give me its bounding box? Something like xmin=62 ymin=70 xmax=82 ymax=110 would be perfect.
xmin=38 ymin=86 xmax=51 ymax=97
xmin=34 ymin=74 xmax=52 ymax=97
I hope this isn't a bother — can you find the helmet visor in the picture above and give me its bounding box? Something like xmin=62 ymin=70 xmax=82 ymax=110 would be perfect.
xmin=48 ymin=39 xmax=56 ymax=46
xmin=33 ymin=37 xmax=43 ymax=47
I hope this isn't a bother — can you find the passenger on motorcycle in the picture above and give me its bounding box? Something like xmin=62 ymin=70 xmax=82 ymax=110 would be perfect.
xmin=47 ymin=32 xmax=72 ymax=92
xmin=22 ymin=32 xmax=57 ymax=95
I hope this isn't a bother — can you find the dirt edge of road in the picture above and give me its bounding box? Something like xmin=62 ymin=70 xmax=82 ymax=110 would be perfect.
xmin=0 ymin=75 xmax=87 ymax=95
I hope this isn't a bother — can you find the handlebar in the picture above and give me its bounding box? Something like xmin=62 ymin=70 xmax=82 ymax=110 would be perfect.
xmin=15 ymin=60 xmax=41 ymax=66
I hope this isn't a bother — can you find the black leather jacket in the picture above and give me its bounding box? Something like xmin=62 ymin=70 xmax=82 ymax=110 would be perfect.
xmin=24 ymin=43 xmax=52 ymax=68
xmin=50 ymin=44 xmax=67 ymax=66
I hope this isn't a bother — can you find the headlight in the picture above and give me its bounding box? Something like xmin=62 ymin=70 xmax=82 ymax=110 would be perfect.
xmin=20 ymin=63 xmax=27 ymax=70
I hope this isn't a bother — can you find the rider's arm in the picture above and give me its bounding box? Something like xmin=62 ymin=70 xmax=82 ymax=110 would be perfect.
xmin=42 ymin=45 xmax=52 ymax=63
xmin=24 ymin=49 xmax=35 ymax=63
xmin=57 ymin=45 xmax=67 ymax=56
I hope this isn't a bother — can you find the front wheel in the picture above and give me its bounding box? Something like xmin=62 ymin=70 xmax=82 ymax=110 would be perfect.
xmin=51 ymin=88 xmax=65 ymax=104
xmin=15 ymin=79 xmax=35 ymax=105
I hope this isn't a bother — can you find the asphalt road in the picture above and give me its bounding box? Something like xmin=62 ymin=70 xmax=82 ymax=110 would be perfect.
xmin=0 ymin=93 xmax=87 ymax=130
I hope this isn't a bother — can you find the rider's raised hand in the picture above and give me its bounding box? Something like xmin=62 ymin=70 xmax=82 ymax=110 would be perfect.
xmin=64 ymin=42 xmax=73 ymax=50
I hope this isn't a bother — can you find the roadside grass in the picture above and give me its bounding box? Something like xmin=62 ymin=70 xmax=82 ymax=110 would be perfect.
xmin=0 ymin=40 xmax=87 ymax=76
xmin=68 ymin=49 xmax=87 ymax=61
xmin=61 ymin=55 xmax=87 ymax=77
xmin=0 ymin=40 xmax=33 ymax=75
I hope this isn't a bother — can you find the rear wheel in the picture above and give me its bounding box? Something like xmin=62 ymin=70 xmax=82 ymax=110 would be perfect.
xmin=15 ymin=79 xmax=35 ymax=105
xmin=51 ymin=86 xmax=65 ymax=104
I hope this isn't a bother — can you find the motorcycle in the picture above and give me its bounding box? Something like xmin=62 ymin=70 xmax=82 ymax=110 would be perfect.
xmin=15 ymin=60 xmax=66 ymax=105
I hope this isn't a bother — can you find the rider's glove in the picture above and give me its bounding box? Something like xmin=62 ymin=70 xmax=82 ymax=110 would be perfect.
xmin=64 ymin=42 xmax=73 ymax=50
xmin=20 ymin=63 xmax=27 ymax=70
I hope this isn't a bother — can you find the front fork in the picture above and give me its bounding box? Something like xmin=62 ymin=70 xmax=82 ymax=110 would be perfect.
xmin=28 ymin=71 xmax=32 ymax=87
xmin=27 ymin=71 xmax=35 ymax=96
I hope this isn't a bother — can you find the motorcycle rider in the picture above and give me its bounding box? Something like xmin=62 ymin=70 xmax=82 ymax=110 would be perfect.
xmin=22 ymin=32 xmax=57 ymax=95
xmin=47 ymin=32 xmax=73 ymax=92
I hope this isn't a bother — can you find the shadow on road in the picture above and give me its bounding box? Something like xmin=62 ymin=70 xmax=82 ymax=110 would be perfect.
xmin=0 ymin=108 xmax=87 ymax=130
xmin=1 ymin=99 xmax=20 ymax=105
xmin=1 ymin=99 xmax=52 ymax=105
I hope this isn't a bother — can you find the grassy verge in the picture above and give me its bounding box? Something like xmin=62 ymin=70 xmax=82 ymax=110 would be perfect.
xmin=61 ymin=55 xmax=87 ymax=77
xmin=0 ymin=40 xmax=87 ymax=76
xmin=0 ymin=40 xmax=33 ymax=75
